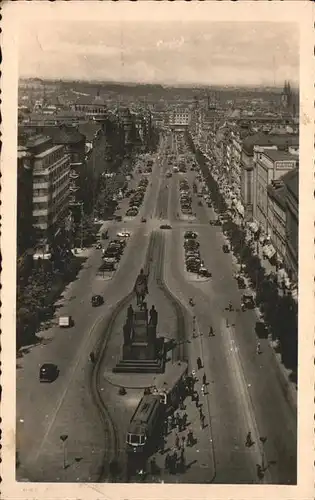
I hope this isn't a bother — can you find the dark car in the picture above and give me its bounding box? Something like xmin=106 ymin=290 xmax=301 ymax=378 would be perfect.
xmin=141 ymin=217 xmax=147 ymax=223
xmin=115 ymin=215 xmax=123 ymax=222
xmin=91 ymin=295 xmax=104 ymax=307
xmin=160 ymin=224 xmax=172 ymax=230
xmin=184 ymin=231 xmax=197 ymax=239
xmin=39 ymin=363 xmax=59 ymax=383
xmin=222 ymin=244 xmax=230 ymax=253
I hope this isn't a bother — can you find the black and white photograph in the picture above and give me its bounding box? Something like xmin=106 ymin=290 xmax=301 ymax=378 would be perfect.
xmin=1 ymin=1 xmax=314 ymax=498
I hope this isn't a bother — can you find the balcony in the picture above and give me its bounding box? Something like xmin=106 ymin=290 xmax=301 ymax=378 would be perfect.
xmin=69 ymin=183 xmax=79 ymax=193
xmin=70 ymin=171 xmax=79 ymax=180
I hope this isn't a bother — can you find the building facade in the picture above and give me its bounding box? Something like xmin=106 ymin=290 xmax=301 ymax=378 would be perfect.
xmin=240 ymin=133 xmax=299 ymax=220
xmin=254 ymin=149 xmax=298 ymax=233
xmin=17 ymin=147 xmax=34 ymax=255
xmin=267 ymin=179 xmax=287 ymax=263
xmin=26 ymin=135 xmax=71 ymax=243
xmin=283 ymin=168 xmax=299 ymax=281
xmin=169 ymin=108 xmax=191 ymax=130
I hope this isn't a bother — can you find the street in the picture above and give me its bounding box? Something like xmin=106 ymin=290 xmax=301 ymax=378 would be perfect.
xmin=16 ymin=131 xmax=296 ymax=484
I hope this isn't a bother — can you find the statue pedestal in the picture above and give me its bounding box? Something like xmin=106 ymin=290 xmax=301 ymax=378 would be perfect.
xmin=113 ymin=304 xmax=165 ymax=374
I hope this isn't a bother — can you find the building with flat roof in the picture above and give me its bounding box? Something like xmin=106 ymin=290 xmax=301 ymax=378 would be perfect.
xmin=241 ymin=132 xmax=299 ymax=219
xmin=283 ymin=168 xmax=298 ymax=281
xmin=25 ymin=135 xmax=71 ymax=244
xmin=169 ymin=108 xmax=191 ymax=130
xmin=254 ymin=148 xmax=298 ymax=233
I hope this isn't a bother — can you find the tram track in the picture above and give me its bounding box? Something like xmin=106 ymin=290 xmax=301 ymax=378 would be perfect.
xmin=90 ymin=228 xmax=189 ymax=482
xmin=89 ymin=230 xmax=160 ymax=482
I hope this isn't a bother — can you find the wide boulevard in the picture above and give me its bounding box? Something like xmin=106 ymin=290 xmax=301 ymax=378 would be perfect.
xmin=16 ymin=131 xmax=296 ymax=484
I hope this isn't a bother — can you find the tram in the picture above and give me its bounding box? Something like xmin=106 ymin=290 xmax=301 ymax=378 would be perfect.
xmin=126 ymin=394 xmax=163 ymax=455
xmin=153 ymin=361 xmax=188 ymax=411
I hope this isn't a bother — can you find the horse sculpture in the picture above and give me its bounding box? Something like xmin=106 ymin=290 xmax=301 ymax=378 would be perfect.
xmin=134 ymin=269 xmax=148 ymax=308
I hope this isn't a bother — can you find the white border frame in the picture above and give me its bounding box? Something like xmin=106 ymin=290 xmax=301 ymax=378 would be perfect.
xmin=1 ymin=2 xmax=314 ymax=499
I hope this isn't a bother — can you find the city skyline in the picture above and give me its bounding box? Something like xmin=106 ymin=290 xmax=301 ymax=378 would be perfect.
xmin=19 ymin=21 xmax=299 ymax=87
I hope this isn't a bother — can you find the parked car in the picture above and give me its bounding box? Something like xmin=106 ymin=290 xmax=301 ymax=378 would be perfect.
xmin=241 ymin=293 xmax=255 ymax=309
xmin=222 ymin=244 xmax=230 ymax=253
xmin=141 ymin=217 xmax=147 ymax=223
xmin=126 ymin=208 xmax=138 ymax=216
xmin=160 ymin=224 xmax=172 ymax=230
xmin=91 ymin=295 xmax=104 ymax=307
xmin=58 ymin=316 xmax=73 ymax=328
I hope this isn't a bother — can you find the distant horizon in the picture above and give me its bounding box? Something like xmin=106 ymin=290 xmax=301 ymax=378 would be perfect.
xmin=19 ymin=77 xmax=298 ymax=92
xmin=19 ymin=20 xmax=299 ymax=88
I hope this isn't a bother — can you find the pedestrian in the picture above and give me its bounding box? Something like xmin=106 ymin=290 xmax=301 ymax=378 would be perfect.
xmin=201 ymin=383 xmax=206 ymax=395
xmin=181 ymin=435 xmax=186 ymax=448
xmin=201 ymin=414 xmax=205 ymax=429
xmin=191 ymin=369 xmax=196 ymax=379
xmin=187 ymin=428 xmax=194 ymax=447
xmin=197 ymin=357 xmax=202 ymax=370
xmin=167 ymin=415 xmax=172 ymax=433
xmin=182 ymin=412 xmax=188 ymax=428
xmin=175 ymin=412 xmax=180 ymax=427
xmin=195 ymin=392 xmax=199 ymax=407
xmin=199 ymin=407 xmax=204 ymax=419
xmin=202 ymin=373 xmax=207 ymax=385
xmin=208 ymin=326 xmax=214 ymax=337
xmin=175 ymin=433 xmax=180 ymax=450
xmin=89 ymin=351 xmax=95 ymax=363
xmin=164 ymin=453 xmax=170 ymax=471
xmin=171 ymin=413 xmax=175 ymax=429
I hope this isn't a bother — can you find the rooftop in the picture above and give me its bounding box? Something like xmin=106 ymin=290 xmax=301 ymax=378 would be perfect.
xmin=282 ymin=167 xmax=299 ymax=200
xmin=34 ymin=144 xmax=63 ymax=160
xmin=262 ymin=149 xmax=297 ymax=163
xmin=243 ymin=132 xmax=299 ymax=155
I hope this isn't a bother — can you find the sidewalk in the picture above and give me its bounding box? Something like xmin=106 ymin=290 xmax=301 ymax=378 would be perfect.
xmin=193 ymin=152 xmax=298 ymax=409
xmin=150 ymin=316 xmax=215 ymax=483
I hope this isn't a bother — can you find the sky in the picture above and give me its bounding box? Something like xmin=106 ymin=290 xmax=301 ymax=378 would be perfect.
xmin=19 ymin=20 xmax=299 ymax=87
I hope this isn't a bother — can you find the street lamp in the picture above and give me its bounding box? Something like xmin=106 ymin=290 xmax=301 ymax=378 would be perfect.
xmin=60 ymin=434 xmax=68 ymax=470
xmin=259 ymin=436 xmax=267 ymax=470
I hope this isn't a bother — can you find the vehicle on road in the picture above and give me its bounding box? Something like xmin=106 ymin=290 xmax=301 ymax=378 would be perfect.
xmin=222 ymin=244 xmax=230 ymax=253
xmin=160 ymin=224 xmax=172 ymax=230
xmin=95 ymin=242 xmax=102 ymax=250
xmin=58 ymin=316 xmax=73 ymax=328
xmin=126 ymin=394 xmax=163 ymax=455
xmin=141 ymin=217 xmax=147 ymax=223
xmin=184 ymin=230 xmax=197 ymax=239
xmin=117 ymin=230 xmax=131 ymax=238
xmin=39 ymin=363 xmax=59 ymax=383
xmin=101 ymin=230 xmax=109 ymax=239
xmin=198 ymin=267 xmax=212 ymax=277
xmin=115 ymin=215 xmax=123 ymax=222
xmin=153 ymin=361 xmax=188 ymax=410
xmin=99 ymin=261 xmax=115 ymax=272
xmin=91 ymin=295 xmax=104 ymax=307
xmin=242 ymin=293 xmax=255 ymax=309
xmin=126 ymin=208 xmax=138 ymax=217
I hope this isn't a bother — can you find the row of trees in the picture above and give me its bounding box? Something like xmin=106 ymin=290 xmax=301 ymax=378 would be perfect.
xmin=186 ymin=133 xmax=298 ymax=376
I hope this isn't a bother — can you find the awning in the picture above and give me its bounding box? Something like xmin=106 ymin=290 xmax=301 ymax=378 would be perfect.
xmin=248 ymin=221 xmax=259 ymax=234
